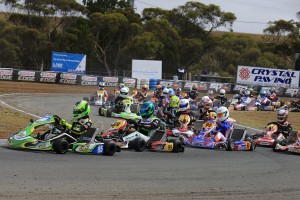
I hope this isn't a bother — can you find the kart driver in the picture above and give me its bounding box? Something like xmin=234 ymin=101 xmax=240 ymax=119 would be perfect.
xmin=174 ymin=99 xmax=197 ymax=129
xmin=267 ymin=109 xmax=292 ymax=138
xmin=214 ymin=89 xmax=228 ymax=106
xmin=114 ymin=86 xmax=133 ymax=113
xmin=98 ymin=82 xmax=109 ymax=102
xmin=198 ymin=96 xmax=215 ymax=121
xmin=58 ymin=100 xmax=92 ymax=139
xmin=214 ymin=106 xmax=233 ymax=141
xmin=134 ymin=84 xmax=149 ymax=104
xmin=129 ymin=102 xmax=164 ymax=137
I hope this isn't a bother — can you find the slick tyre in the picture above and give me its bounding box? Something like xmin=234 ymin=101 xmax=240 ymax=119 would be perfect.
xmin=98 ymin=107 xmax=102 ymax=116
xmin=272 ymin=140 xmax=281 ymax=152
xmin=106 ymin=109 xmax=112 ymax=118
xmin=169 ymin=139 xmax=183 ymax=153
xmin=132 ymin=138 xmax=146 ymax=152
xmin=226 ymin=139 xmax=235 ymax=151
xmin=103 ymin=141 xmax=116 ymax=156
xmin=52 ymin=139 xmax=69 ymax=154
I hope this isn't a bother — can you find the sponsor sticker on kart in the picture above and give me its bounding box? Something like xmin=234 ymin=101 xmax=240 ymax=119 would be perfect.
xmin=165 ymin=143 xmax=173 ymax=151
xmin=259 ymin=142 xmax=270 ymax=146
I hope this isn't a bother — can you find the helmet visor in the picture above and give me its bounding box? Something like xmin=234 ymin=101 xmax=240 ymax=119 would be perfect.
xmin=217 ymin=112 xmax=226 ymax=118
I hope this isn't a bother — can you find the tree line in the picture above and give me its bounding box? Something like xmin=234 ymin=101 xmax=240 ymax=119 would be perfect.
xmin=0 ymin=0 xmax=299 ymax=78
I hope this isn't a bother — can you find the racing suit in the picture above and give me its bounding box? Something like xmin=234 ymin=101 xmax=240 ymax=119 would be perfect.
xmin=114 ymin=94 xmax=133 ymax=113
xmin=134 ymin=91 xmax=148 ymax=104
xmin=214 ymin=95 xmax=228 ymax=106
xmin=267 ymin=121 xmax=292 ymax=138
xmin=59 ymin=116 xmax=92 ymax=140
xmin=215 ymin=119 xmax=233 ymax=141
xmin=129 ymin=116 xmax=164 ymax=137
xmin=174 ymin=110 xmax=197 ymax=129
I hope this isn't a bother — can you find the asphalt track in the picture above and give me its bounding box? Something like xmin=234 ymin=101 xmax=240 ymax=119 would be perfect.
xmin=1 ymin=94 xmax=300 ymax=200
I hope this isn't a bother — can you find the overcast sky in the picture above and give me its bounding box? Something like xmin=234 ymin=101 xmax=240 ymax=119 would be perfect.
xmin=131 ymin=0 xmax=299 ymax=34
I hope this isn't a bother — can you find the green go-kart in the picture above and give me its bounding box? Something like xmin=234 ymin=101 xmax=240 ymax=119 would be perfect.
xmin=7 ymin=115 xmax=116 ymax=155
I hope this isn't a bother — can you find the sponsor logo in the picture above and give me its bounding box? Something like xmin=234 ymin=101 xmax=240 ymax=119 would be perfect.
xmin=60 ymin=73 xmax=77 ymax=79
xmin=59 ymin=79 xmax=77 ymax=84
xmin=0 ymin=75 xmax=13 ymax=80
xmin=40 ymin=77 xmax=55 ymax=83
xmin=18 ymin=71 xmax=35 ymax=76
xmin=239 ymin=68 xmax=250 ymax=80
xmin=259 ymin=142 xmax=270 ymax=146
xmin=0 ymin=69 xmax=13 ymax=75
xmin=40 ymin=72 xmax=56 ymax=78
xmin=18 ymin=76 xmax=35 ymax=81
xmin=81 ymin=76 xmax=97 ymax=81
xmin=81 ymin=81 xmax=98 ymax=86
xmin=184 ymin=82 xmax=194 ymax=89
xmin=103 ymin=77 xmax=118 ymax=82
xmin=160 ymin=81 xmax=173 ymax=87
xmin=123 ymin=78 xmax=136 ymax=84
xmin=105 ymin=82 xmax=118 ymax=87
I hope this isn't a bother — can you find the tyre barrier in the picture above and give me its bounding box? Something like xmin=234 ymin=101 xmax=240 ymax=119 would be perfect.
xmin=149 ymin=78 xmax=158 ymax=91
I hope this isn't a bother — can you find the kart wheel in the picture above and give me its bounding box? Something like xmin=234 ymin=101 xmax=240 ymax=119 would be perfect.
xmin=103 ymin=141 xmax=116 ymax=156
xmin=249 ymin=140 xmax=256 ymax=151
xmin=98 ymin=107 xmax=102 ymax=116
xmin=169 ymin=139 xmax=183 ymax=153
xmin=132 ymin=138 xmax=146 ymax=152
xmin=226 ymin=139 xmax=235 ymax=151
xmin=272 ymin=140 xmax=281 ymax=152
xmin=106 ymin=109 xmax=112 ymax=118
xmin=52 ymin=139 xmax=69 ymax=154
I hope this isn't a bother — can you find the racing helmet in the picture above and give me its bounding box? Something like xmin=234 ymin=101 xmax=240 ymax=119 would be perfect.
xmin=191 ymin=84 xmax=198 ymax=92
xmin=142 ymin=84 xmax=149 ymax=92
xmin=140 ymin=102 xmax=155 ymax=118
xmin=202 ymin=96 xmax=213 ymax=110
xmin=277 ymin=109 xmax=288 ymax=123
xmin=98 ymin=82 xmax=105 ymax=90
xmin=163 ymin=88 xmax=169 ymax=96
xmin=73 ymin=100 xmax=90 ymax=120
xmin=216 ymin=106 xmax=229 ymax=122
xmin=176 ymin=88 xmax=182 ymax=95
xmin=219 ymin=89 xmax=226 ymax=97
xmin=170 ymin=95 xmax=180 ymax=108
xmin=119 ymin=83 xmax=125 ymax=89
xmin=244 ymin=90 xmax=250 ymax=96
xmin=120 ymin=87 xmax=129 ymax=95
xmin=207 ymin=111 xmax=217 ymax=120
xmin=207 ymin=90 xmax=214 ymax=95
xmin=168 ymin=88 xmax=175 ymax=96
xmin=260 ymin=90 xmax=267 ymax=98
xmin=179 ymin=99 xmax=190 ymax=112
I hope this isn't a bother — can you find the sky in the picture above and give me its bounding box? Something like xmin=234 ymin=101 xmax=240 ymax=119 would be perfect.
xmin=132 ymin=0 xmax=300 ymax=34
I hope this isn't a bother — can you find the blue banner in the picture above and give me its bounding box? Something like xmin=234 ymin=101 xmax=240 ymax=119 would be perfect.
xmin=51 ymin=52 xmax=86 ymax=74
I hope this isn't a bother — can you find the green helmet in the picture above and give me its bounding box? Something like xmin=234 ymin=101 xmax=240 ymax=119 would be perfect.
xmin=169 ymin=95 xmax=180 ymax=108
xmin=73 ymin=100 xmax=90 ymax=120
xmin=140 ymin=102 xmax=155 ymax=118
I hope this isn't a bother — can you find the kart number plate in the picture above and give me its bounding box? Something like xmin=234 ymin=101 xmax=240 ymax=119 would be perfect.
xmin=246 ymin=142 xmax=251 ymax=150
xmin=259 ymin=142 xmax=270 ymax=146
xmin=203 ymin=122 xmax=215 ymax=129
xmin=123 ymin=99 xmax=132 ymax=104
xmin=112 ymin=119 xmax=126 ymax=129
xmin=165 ymin=143 xmax=173 ymax=151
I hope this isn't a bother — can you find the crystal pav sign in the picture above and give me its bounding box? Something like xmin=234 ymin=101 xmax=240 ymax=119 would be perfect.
xmin=237 ymin=66 xmax=299 ymax=87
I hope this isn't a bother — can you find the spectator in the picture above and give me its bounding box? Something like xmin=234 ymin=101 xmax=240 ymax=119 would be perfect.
xmin=177 ymin=67 xmax=185 ymax=80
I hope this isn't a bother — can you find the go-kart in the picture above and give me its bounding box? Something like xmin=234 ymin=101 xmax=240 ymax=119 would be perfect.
xmin=253 ymin=122 xmax=286 ymax=147
xmin=7 ymin=115 xmax=116 ymax=155
xmin=273 ymin=131 xmax=299 ymax=153
xmin=180 ymin=120 xmax=256 ymax=151
xmin=89 ymin=90 xmax=105 ymax=106
xmin=166 ymin=114 xmax=194 ymax=137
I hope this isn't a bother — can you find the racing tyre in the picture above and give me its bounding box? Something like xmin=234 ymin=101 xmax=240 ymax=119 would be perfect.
xmin=52 ymin=139 xmax=69 ymax=154
xmin=98 ymin=107 xmax=102 ymax=116
xmin=103 ymin=141 xmax=116 ymax=156
xmin=169 ymin=139 xmax=183 ymax=153
xmin=226 ymin=139 xmax=235 ymax=151
xmin=272 ymin=140 xmax=281 ymax=152
xmin=132 ymin=138 xmax=146 ymax=152
xmin=249 ymin=140 xmax=256 ymax=151
xmin=106 ymin=109 xmax=112 ymax=118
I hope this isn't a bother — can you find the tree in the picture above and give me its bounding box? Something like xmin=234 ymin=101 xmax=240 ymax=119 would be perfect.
xmin=83 ymin=0 xmax=131 ymax=14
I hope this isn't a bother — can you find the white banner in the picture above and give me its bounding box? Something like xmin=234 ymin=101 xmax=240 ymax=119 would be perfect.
xmin=237 ymin=66 xmax=299 ymax=87
xmin=132 ymin=59 xmax=162 ymax=79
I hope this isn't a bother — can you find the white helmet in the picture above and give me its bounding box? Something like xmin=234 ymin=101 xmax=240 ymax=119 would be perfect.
xmin=163 ymin=88 xmax=169 ymax=95
xmin=179 ymin=99 xmax=190 ymax=111
xmin=202 ymin=96 xmax=213 ymax=109
xmin=216 ymin=106 xmax=229 ymax=122
xmin=244 ymin=90 xmax=250 ymax=96
xmin=120 ymin=87 xmax=129 ymax=95
xmin=219 ymin=89 xmax=226 ymax=97
xmin=98 ymin=82 xmax=105 ymax=89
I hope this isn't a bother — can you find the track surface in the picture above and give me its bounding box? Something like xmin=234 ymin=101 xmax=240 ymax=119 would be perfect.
xmin=1 ymin=94 xmax=300 ymax=200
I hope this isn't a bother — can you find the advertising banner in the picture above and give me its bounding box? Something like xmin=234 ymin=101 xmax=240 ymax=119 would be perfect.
xmin=132 ymin=59 xmax=162 ymax=79
xmin=197 ymin=82 xmax=208 ymax=91
xmin=37 ymin=71 xmax=58 ymax=83
xmin=59 ymin=73 xmax=78 ymax=85
xmin=80 ymin=75 xmax=98 ymax=86
xmin=0 ymin=68 xmax=13 ymax=81
xmin=103 ymin=77 xmax=119 ymax=87
xmin=16 ymin=70 xmax=36 ymax=82
xmin=158 ymin=80 xmax=174 ymax=88
xmin=237 ymin=66 xmax=299 ymax=87
xmin=51 ymin=51 xmax=86 ymax=74
xmin=208 ymin=83 xmax=223 ymax=92
xmin=123 ymin=78 xmax=136 ymax=88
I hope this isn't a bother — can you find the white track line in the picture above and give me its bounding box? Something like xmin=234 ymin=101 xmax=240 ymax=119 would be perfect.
xmin=0 ymin=93 xmax=41 ymax=118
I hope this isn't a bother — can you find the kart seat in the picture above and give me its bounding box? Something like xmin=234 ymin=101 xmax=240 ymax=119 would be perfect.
xmin=194 ymin=120 xmax=204 ymax=131
xmin=147 ymin=130 xmax=167 ymax=144
xmin=229 ymin=128 xmax=247 ymax=142
xmin=79 ymin=128 xmax=98 ymax=143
